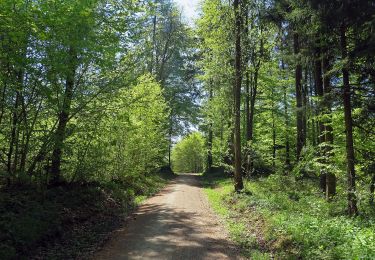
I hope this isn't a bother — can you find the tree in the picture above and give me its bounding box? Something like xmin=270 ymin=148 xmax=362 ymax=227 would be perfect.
xmin=171 ymin=132 xmax=205 ymax=173
xmin=233 ymin=0 xmax=244 ymax=191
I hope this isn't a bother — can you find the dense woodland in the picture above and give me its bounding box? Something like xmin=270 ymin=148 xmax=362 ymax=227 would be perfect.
xmin=0 ymin=0 xmax=200 ymax=187
xmin=0 ymin=0 xmax=374 ymax=259
xmin=0 ymin=0 xmax=198 ymax=258
xmin=196 ymin=0 xmax=375 ymax=258
xmin=198 ymin=0 xmax=375 ymax=214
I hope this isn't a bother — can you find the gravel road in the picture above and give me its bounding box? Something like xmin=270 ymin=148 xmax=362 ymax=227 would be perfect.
xmin=94 ymin=173 xmax=242 ymax=260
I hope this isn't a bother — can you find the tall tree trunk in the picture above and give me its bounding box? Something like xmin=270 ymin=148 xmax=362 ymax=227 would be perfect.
xmin=19 ymin=100 xmax=41 ymax=176
xmin=272 ymin=87 xmax=276 ymax=169
xmin=151 ymin=13 xmax=157 ymax=74
xmin=245 ymin=72 xmax=251 ymax=141
xmin=282 ymin=61 xmax=291 ymax=170
xmin=310 ymin=75 xmax=317 ymax=147
xmin=322 ymin=54 xmax=336 ymax=198
xmin=244 ymin=4 xmax=251 ymax=143
xmin=340 ymin=23 xmax=358 ymax=216
xmin=233 ymin=0 xmax=243 ymax=191
xmin=303 ymin=69 xmax=308 ymax=146
xmin=168 ymin=118 xmax=172 ymax=167
xmin=0 ymin=80 xmax=6 ymax=126
xmin=245 ymin=69 xmax=251 ymax=176
xmin=294 ymin=32 xmax=304 ymax=161
xmin=370 ymin=172 xmax=375 ymax=206
xmin=207 ymin=84 xmax=213 ymax=170
xmin=7 ymin=90 xmax=20 ymax=184
xmin=50 ymin=47 xmax=77 ymax=184
xmin=314 ymin=47 xmax=326 ymax=192
xmin=248 ymin=70 xmax=258 ymax=142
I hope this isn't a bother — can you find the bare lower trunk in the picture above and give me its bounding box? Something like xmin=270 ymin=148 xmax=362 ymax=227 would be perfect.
xmin=272 ymin=110 xmax=276 ymax=169
xmin=340 ymin=23 xmax=358 ymax=216
xmin=370 ymin=173 xmax=375 ymax=205
xmin=314 ymin=47 xmax=326 ymax=192
xmin=168 ymin=121 xmax=172 ymax=167
xmin=322 ymin=54 xmax=336 ymax=198
xmin=233 ymin=0 xmax=243 ymax=191
xmin=282 ymin=61 xmax=290 ymax=170
xmin=50 ymin=47 xmax=77 ymax=184
xmin=245 ymin=72 xmax=250 ymax=141
xmin=207 ymin=85 xmax=213 ymax=170
xmin=302 ymin=69 xmax=308 ymax=147
xmin=7 ymin=91 xmax=20 ymax=184
xmin=294 ymin=32 xmax=304 ymax=160
xmin=248 ymin=69 xmax=258 ymax=143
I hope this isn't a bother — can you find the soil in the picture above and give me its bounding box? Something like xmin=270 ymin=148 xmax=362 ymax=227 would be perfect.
xmin=94 ymin=173 xmax=242 ymax=260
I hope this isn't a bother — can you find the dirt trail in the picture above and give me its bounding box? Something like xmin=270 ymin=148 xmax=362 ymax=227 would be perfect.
xmin=94 ymin=173 xmax=242 ymax=260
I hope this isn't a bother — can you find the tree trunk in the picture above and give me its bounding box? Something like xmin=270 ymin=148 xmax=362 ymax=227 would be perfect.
xmin=151 ymin=13 xmax=157 ymax=74
xmin=50 ymin=47 xmax=77 ymax=184
xmin=370 ymin=172 xmax=375 ymax=206
xmin=233 ymin=0 xmax=243 ymax=192
xmin=314 ymin=47 xmax=326 ymax=192
xmin=294 ymin=32 xmax=304 ymax=161
xmin=244 ymin=4 xmax=251 ymax=143
xmin=244 ymin=68 xmax=251 ymax=176
xmin=246 ymin=69 xmax=258 ymax=176
xmin=0 ymin=80 xmax=6 ymax=127
xmin=7 ymin=90 xmax=20 ymax=184
xmin=282 ymin=61 xmax=291 ymax=170
xmin=309 ymin=74 xmax=317 ymax=147
xmin=303 ymin=69 xmax=308 ymax=147
xmin=168 ymin=120 xmax=172 ymax=167
xmin=207 ymin=84 xmax=213 ymax=170
xmin=340 ymin=23 xmax=358 ymax=216
xmin=322 ymin=54 xmax=336 ymax=198
xmin=249 ymin=70 xmax=257 ymax=142
xmin=272 ymin=92 xmax=276 ymax=169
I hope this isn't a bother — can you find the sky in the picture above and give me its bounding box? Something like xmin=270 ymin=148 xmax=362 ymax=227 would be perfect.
xmin=173 ymin=0 xmax=200 ymax=25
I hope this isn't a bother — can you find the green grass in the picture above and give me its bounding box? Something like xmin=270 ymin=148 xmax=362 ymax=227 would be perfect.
xmin=202 ymin=171 xmax=375 ymax=259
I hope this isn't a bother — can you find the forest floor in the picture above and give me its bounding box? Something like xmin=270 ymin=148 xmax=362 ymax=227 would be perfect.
xmin=202 ymin=169 xmax=375 ymax=259
xmin=0 ymin=169 xmax=175 ymax=259
xmin=94 ymin=173 xmax=243 ymax=260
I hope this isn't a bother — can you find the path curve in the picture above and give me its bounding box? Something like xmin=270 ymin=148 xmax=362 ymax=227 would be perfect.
xmin=94 ymin=173 xmax=242 ymax=260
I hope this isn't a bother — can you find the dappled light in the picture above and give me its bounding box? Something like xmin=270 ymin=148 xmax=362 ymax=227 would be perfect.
xmin=0 ymin=0 xmax=374 ymax=258
xmin=95 ymin=174 xmax=241 ymax=259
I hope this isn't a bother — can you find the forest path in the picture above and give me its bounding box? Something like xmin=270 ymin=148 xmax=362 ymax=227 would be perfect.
xmin=94 ymin=173 xmax=242 ymax=260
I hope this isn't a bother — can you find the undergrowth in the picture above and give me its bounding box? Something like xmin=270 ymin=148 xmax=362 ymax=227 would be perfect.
xmin=202 ymin=170 xmax=375 ymax=259
xmin=0 ymin=169 xmax=175 ymax=259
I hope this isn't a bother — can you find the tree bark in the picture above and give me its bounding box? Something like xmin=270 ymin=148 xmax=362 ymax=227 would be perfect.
xmin=272 ymin=87 xmax=276 ymax=169
xmin=207 ymin=84 xmax=213 ymax=170
xmin=151 ymin=12 xmax=157 ymax=74
xmin=282 ymin=61 xmax=291 ymax=170
xmin=314 ymin=47 xmax=326 ymax=192
xmin=340 ymin=23 xmax=358 ymax=215
xmin=294 ymin=32 xmax=304 ymax=161
xmin=233 ymin=0 xmax=243 ymax=192
xmin=248 ymin=70 xmax=258 ymax=142
xmin=7 ymin=90 xmax=20 ymax=183
xmin=322 ymin=54 xmax=336 ymax=198
xmin=50 ymin=47 xmax=77 ymax=184
xmin=302 ymin=69 xmax=308 ymax=147
xmin=370 ymin=172 xmax=375 ymax=206
xmin=168 ymin=118 xmax=172 ymax=167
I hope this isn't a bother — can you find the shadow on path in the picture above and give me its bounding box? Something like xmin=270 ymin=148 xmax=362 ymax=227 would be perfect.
xmin=94 ymin=174 xmax=241 ymax=260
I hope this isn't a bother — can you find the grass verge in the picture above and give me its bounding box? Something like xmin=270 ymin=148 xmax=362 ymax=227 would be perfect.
xmin=202 ymin=169 xmax=375 ymax=259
